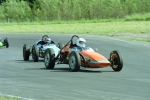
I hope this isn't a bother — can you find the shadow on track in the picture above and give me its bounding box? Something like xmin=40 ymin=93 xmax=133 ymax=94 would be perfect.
xmin=13 ymin=60 xmax=115 ymax=73
xmin=25 ymin=68 xmax=115 ymax=73
xmin=50 ymin=67 xmax=115 ymax=73
xmin=14 ymin=60 xmax=44 ymax=63
xmin=24 ymin=67 xmax=47 ymax=70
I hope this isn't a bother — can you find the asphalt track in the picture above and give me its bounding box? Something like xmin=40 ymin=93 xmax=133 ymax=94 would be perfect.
xmin=0 ymin=34 xmax=150 ymax=100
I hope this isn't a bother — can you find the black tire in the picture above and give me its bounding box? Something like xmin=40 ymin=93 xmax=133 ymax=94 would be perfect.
xmin=57 ymin=43 xmax=64 ymax=49
xmin=110 ymin=50 xmax=123 ymax=71
xmin=32 ymin=44 xmax=39 ymax=62
xmin=4 ymin=38 xmax=9 ymax=48
xmin=23 ymin=44 xmax=30 ymax=61
xmin=69 ymin=51 xmax=81 ymax=72
xmin=44 ymin=48 xmax=55 ymax=69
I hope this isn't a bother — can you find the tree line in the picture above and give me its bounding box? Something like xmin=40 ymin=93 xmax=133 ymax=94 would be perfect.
xmin=0 ymin=0 xmax=150 ymax=22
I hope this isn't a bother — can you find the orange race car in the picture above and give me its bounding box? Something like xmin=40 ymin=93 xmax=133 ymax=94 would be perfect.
xmin=44 ymin=35 xmax=123 ymax=72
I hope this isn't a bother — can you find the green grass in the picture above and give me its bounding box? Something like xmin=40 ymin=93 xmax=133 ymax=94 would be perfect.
xmin=125 ymin=13 xmax=150 ymax=21
xmin=0 ymin=20 xmax=150 ymax=43
xmin=0 ymin=96 xmax=19 ymax=100
xmin=0 ymin=20 xmax=149 ymax=34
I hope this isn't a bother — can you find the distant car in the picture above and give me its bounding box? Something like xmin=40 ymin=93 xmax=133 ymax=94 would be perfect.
xmin=44 ymin=35 xmax=123 ymax=72
xmin=23 ymin=35 xmax=60 ymax=62
xmin=0 ymin=38 xmax=9 ymax=48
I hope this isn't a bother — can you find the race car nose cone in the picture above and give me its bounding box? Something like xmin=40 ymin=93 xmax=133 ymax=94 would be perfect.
xmin=0 ymin=42 xmax=3 ymax=47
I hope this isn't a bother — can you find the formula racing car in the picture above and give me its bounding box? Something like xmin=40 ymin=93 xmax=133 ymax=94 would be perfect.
xmin=23 ymin=35 xmax=60 ymax=62
xmin=44 ymin=35 xmax=123 ymax=72
xmin=0 ymin=38 xmax=9 ymax=48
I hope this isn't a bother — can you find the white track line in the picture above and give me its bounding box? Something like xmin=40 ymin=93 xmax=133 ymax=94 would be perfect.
xmin=102 ymin=36 xmax=150 ymax=48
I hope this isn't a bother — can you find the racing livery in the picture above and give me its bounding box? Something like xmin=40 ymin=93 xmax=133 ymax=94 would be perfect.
xmin=23 ymin=35 xmax=60 ymax=62
xmin=44 ymin=35 xmax=123 ymax=72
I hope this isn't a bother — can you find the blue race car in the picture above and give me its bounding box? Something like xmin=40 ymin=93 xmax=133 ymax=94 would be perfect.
xmin=23 ymin=35 xmax=60 ymax=62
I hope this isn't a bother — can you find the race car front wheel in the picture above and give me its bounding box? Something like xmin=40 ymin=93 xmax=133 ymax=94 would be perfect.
xmin=69 ymin=51 xmax=81 ymax=72
xmin=32 ymin=45 xmax=39 ymax=62
xmin=23 ymin=44 xmax=30 ymax=61
xmin=44 ymin=48 xmax=55 ymax=69
xmin=110 ymin=50 xmax=123 ymax=71
xmin=4 ymin=38 xmax=9 ymax=48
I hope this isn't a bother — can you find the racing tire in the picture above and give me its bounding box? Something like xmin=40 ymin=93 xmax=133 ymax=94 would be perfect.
xmin=32 ymin=44 xmax=39 ymax=62
xmin=23 ymin=44 xmax=30 ymax=61
xmin=110 ymin=50 xmax=123 ymax=71
xmin=4 ymin=38 xmax=9 ymax=48
xmin=57 ymin=43 xmax=64 ymax=49
xmin=44 ymin=48 xmax=55 ymax=69
xmin=69 ymin=51 xmax=81 ymax=72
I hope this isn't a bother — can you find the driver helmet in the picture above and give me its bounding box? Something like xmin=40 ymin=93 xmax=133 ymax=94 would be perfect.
xmin=44 ymin=38 xmax=51 ymax=44
xmin=76 ymin=38 xmax=86 ymax=47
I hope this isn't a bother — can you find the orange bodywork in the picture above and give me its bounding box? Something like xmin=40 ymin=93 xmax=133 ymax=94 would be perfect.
xmin=60 ymin=42 xmax=111 ymax=68
xmin=60 ymin=42 xmax=71 ymax=56
xmin=80 ymin=50 xmax=111 ymax=68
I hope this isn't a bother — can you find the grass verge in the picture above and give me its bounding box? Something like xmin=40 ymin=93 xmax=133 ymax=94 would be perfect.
xmin=0 ymin=20 xmax=149 ymax=33
xmin=0 ymin=20 xmax=150 ymax=43
xmin=0 ymin=96 xmax=19 ymax=100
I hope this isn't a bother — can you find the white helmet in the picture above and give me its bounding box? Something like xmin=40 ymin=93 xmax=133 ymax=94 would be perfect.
xmin=76 ymin=38 xmax=86 ymax=47
xmin=44 ymin=38 xmax=51 ymax=43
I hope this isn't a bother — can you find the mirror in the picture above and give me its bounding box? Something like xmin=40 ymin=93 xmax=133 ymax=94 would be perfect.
xmin=95 ymin=48 xmax=98 ymax=52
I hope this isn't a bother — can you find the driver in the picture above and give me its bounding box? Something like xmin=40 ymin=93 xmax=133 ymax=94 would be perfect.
xmin=44 ymin=37 xmax=51 ymax=45
xmin=37 ymin=37 xmax=52 ymax=47
xmin=71 ymin=38 xmax=86 ymax=51
xmin=76 ymin=38 xmax=86 ymax=48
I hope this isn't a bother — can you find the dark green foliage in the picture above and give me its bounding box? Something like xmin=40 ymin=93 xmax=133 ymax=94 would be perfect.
xmin=0 ymin=0 xmax=150 ymax=22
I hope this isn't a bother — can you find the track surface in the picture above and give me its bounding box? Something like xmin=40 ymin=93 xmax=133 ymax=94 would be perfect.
xmin=0 ymin=34 xmax=150 ymax=100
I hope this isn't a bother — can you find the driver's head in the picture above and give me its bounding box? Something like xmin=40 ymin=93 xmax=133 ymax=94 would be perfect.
xmin=76 ymin=38 xmax=86 ymax=47
xmin=44 ymin=38 xmax=51 ymax=44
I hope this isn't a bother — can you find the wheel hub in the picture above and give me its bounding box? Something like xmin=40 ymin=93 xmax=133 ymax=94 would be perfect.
xmin=45 ymin=53 xmax=50 ymax=66
xmin=69 ymin=55 xmax=76 ymax=69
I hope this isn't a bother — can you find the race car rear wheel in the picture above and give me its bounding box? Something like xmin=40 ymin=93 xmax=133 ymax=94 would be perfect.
xmin=44 ymin=48 xmax=55 ymax=69
xmin=110 ymin=50 xmax=123 ymax=71
xmin=69 ymin=51 xmax=81 ymax=72
xmin=4 ymin=38 xmax=9 ymax=48
xmin=32 ymin=44 xmax=39 ymax=62
xmin=57 ymin=43 xmax=64 ymax=49
xmin=23 ymin=44 xmax=30 ymax=61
